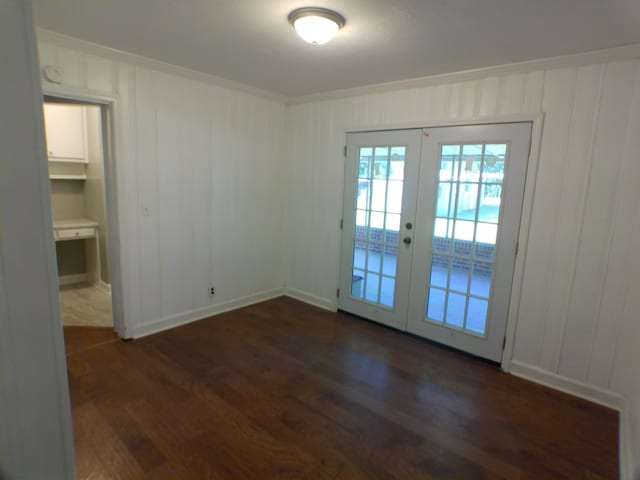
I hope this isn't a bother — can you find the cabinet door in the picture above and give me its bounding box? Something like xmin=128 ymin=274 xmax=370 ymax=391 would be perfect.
xmin=43 ymin=104 xmax=86 ymax=161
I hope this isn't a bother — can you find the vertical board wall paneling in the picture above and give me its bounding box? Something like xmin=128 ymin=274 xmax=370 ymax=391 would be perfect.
xmin=477 ymin=77 xmax=501 ymax=117
xmin=557 ymin=61 xmax=639 ymax=382
xmin=587 ymin=66 xmax=640 ymax=389
xmin=512 ymin=67 xmax=577 ymax=366
xmin=286 ymin=104 xmax=311 ymax=294
xmin=208 ymin=88 xmax=233 ymax=299
xmin=609 ymin=176 xmax=640 ymax=476
xmin=85 ymin=54 xmax=114 ymax=93
xmin=55 ymin=46 xmax=86 ymax=89
xmin=608 ymin=79 xmax=640 ymax=395
xmin=522 ymin=71 xmax=545 ymax=113
xmin=497 ymin=74 xmax=527 ymax=115
xmin=157 ymin=74 xmax=186 ymax=318
xmin=187 ymin=83 xmax=213 ymax=311
xmin=448 ymin=82 xmax=464 ymax=119
xmin=316 ymin=102 xmax=342 ymax=297
xmin=114 ymin=63 xmax=142 ymax=332
xmin=135 ymin=67 xmax=161 ymax=325
xmin=37 ymin=41 xmax=56 ymax=69
xmin=538 ymin=64 xmax=605 ymax=374
xmin=433 ymin=84 xmax=452 ymax=120
xmin=38 ymin=41 xmax=289 ymax=332
xmin=458 ymin=81 xmax=478 ymax=119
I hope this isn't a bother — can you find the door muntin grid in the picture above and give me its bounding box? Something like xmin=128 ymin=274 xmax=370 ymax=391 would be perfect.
xmin=351 ymin=145 xmax=405 ymax=308
xmin=426 ymin=143 xmax=508 ymax=336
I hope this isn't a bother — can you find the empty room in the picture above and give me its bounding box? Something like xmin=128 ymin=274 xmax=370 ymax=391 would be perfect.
xmin=2 ymin=0 xmax=640 ymax=479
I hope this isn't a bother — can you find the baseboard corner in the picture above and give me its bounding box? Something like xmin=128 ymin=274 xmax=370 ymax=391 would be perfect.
xmin=284 ymin=287 xmax=336 ymax=312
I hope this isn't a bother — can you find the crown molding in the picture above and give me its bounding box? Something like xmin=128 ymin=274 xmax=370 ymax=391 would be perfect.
xmin=36 ymin=28 xmax=640 ymax=107
xmin=289 ymin=43 xmax=640 ymax=105
xmin=36 ymin=28 xmax=288 ymax=104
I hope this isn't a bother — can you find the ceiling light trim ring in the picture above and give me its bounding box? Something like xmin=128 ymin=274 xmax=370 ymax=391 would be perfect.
xmin=288 ymin=7 xmax=346 ymax=29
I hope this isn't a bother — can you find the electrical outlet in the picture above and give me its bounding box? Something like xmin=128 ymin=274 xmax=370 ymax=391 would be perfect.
xmin=209 ymin=286 xmax=216 ymax=297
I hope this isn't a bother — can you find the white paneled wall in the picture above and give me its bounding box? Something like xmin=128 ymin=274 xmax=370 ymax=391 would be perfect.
xmin=284 ymin=61 xmax=640 ymax=406
xmin=38 ymin=39 xmax=287 ymax=337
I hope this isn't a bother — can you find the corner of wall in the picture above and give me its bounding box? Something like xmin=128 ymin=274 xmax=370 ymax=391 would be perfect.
xmin=284 ymin=287 xmax=337 ymax=312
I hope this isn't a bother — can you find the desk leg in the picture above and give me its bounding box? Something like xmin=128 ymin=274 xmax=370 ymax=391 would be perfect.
xmin=85 ymin=236 xmax=101 ymax=285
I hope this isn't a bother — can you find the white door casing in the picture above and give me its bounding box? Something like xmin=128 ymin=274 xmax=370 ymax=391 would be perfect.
xmin=339 ymin=123 xmax=531 ymax=362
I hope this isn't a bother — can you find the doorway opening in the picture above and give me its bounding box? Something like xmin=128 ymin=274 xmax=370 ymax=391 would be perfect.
xmin=43 ymin=94 xmax=122 ymax=336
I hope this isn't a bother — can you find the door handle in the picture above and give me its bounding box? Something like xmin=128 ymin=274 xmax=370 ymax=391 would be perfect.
xmin=403 ymin=236 xmax=412 ymax=245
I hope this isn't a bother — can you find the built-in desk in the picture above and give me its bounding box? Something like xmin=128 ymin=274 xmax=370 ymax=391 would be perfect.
xmin=53 ymin=219 xmax=100 ymax=285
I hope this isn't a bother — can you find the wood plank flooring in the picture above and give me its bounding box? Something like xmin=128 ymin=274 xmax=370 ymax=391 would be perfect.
xmin=64 ymin=297 xmax=618 ymax=479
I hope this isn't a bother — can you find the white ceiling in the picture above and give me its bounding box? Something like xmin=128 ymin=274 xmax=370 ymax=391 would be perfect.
xmin=33 ymin=0 xmax=640 ymax=98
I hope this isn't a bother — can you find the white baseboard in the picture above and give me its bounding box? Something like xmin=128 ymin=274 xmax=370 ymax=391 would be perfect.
xmin=619 ymin=399 xmax=637 ymax=480
xmin=510 ymin=360 xmax=626 ymax=410
xmin=129 ymin=287 xmax=285 ymax=338
xmin=284 ymin=287 xmax=336 ymax=311
xmin=510 ymin=360 xmax=631 ymax=479
xmin=620 ymin=402 xmax=631 ymax=480
xmin=58 ymin=273 xmax=88 ymax=286
xmin=97 ymin=280 xmax=111 ymax=294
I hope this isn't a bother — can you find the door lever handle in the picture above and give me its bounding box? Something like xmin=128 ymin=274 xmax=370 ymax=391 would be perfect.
xmin=403 ymin=236 xmax=412 ymax=245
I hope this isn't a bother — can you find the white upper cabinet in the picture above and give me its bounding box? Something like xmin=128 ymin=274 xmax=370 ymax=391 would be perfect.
xmin=43 ymin=104 xmax=87 ymax=162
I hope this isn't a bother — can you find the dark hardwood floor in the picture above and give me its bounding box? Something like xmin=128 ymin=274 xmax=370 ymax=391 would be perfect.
xmin=63 ymin=297 xmax=618 ymax=479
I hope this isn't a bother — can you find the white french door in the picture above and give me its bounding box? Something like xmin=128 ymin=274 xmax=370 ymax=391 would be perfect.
xmin=338 ymin=129 xmax=422 ymax=330
xmin=338 ymin=123 xmax=531 ymax=362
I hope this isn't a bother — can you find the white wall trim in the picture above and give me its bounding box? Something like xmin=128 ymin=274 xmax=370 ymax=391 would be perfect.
xmin=291 ymin=44 xmax=640 ymax=105
xmin=345 ymin=114 xmax=543 ymax=135
xmin=129 ymin=288 xmax=285 ymax=338
xmin=58 ymin=273 xmax=89 ymax=286
xmin=619 ymin=402 xmax=634 ymax=480
xmin=97 ymin=280 xmax=111 ymax=294
xmin=501 ymin=114 xmax=545 ymax=373
xmin=510 ymin=360 xmax=626 ymax=410
xmin=36 ymin=28 xmax=640 ymax=107
xmin=43 ymin=82 xmax=121 ymax=105
xmin=341 ymin=114 xmax=544 ymax=374
xmin=284 ymin=287 xmax=336 ymax=312
xmin=42 ymin=86 xmax=127 ymax=340
xmin=511 ymin=360 xmax=632 ymax=478
xmin=36 ymin=28 xmax=288 ymax=104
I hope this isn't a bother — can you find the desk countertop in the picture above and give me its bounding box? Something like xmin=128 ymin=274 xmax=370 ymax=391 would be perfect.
xmin=53 ymin=218 xmax=98 ymax=229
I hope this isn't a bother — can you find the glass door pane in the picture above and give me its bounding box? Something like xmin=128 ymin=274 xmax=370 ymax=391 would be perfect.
xmin=426 ymin=143 xmax=506 ymax=336
xmin=351 ymin=146 xmax=405 ymax=308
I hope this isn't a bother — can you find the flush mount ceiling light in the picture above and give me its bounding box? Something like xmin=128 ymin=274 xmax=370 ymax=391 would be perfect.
xmin=288 ymin=7 xmax=345 ymax=46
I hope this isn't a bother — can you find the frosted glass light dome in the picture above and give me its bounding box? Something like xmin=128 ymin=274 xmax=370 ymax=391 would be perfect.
xmin=288 ymin=7 xmax=345 ymax=46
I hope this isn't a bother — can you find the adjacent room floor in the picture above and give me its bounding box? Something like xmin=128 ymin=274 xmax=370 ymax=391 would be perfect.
xmin=63 ymin=297 xmax=618 ymax=479
xmin=59 ymin=281 xmax=112 ymax=327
